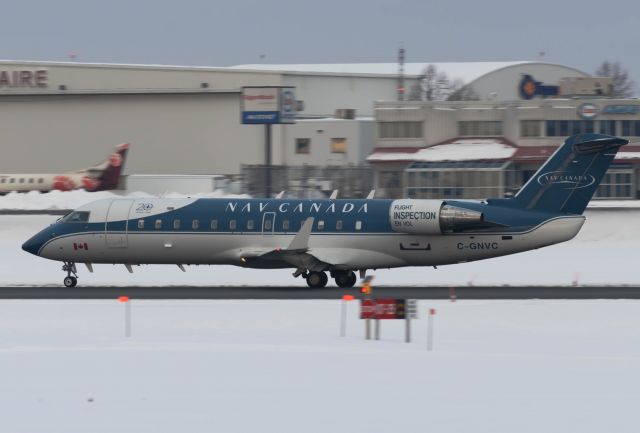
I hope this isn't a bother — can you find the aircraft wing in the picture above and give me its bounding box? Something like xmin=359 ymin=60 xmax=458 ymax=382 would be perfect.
xmin=240 ymin=217 xmax=404 ymax=270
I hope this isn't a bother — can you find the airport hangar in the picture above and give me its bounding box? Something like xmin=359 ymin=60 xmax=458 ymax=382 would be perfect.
xmin=0 ymin=60 xmax=595 ymax=185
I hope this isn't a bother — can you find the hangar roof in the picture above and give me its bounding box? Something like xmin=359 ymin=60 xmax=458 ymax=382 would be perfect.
xmin=230 ymin=61 xmax=587 ymax=82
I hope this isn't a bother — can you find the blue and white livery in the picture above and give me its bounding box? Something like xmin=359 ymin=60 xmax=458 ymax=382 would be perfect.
xmin=22 ymin=134 xmax=628 ymax=288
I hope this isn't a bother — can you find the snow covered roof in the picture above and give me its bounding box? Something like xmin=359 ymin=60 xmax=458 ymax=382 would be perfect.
xmin=230 ymin=61 xmax=533 ymax=82
xmin=367 ymin=139 xmax=516 ymax=163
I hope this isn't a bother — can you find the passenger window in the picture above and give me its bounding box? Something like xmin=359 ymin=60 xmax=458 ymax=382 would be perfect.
xmin=173 ymin=219 xmax=181 ymax=230
xmin=282 ymin=219 xmax=290 ymax=231
xmin=192 ymin=219 xmax=199 ymax=230
xmin=210 ymin=219 xmax=218 ymax=230
xmin=229 ymin=219 xmax=237 ymax=230
xmin=247 ymin=219 xmax=254 ymax=230
xmin=264 ymin=219 xmax=272 ymax=231
xmin=138 ymin=219 xmax=144 ymax=229
xmin=318 ymin=220 xmax=325 ymax=231
xmin=355 ymin=221 xmax=362 ymax=231
xmin=336 ymin=220 xmax=343 ymax=230
xmin=155 ymin=219 xmax=162 ymax=230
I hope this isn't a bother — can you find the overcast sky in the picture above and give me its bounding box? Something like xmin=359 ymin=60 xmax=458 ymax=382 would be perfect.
xmin=2 ymin=0 xmax=639 ymax=88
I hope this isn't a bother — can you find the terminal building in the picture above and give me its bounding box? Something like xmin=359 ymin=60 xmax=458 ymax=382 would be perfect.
xmin=0 ymin=59 xmax=637 ymax=198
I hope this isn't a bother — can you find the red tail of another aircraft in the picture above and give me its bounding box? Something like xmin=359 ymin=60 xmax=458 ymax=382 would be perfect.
xmin=94 ymin=143 xmax=129 ymax=191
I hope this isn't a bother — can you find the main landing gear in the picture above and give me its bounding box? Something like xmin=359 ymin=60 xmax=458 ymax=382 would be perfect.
xmin=302 ymin=270 xmax=358 ymax=288
xmin=62 ymin=261 xmax=78 ymax=287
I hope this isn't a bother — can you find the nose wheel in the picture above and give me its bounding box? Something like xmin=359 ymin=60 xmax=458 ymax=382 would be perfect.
xmin=62 ymin=261 xmax=78 ymax=287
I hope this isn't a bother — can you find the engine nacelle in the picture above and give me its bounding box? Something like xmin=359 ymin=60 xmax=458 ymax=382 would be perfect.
xmin=389 ymin=199 xmax=484 ymax=234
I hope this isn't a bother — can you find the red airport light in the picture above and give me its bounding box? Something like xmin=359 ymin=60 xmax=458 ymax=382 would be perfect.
xmin=429 ymin=308 xmax=436 ymax=315
xmin=342 ymin=294 xmax=355 ymax=301
xmin=118 ymin=296 xmax=129 ymax=303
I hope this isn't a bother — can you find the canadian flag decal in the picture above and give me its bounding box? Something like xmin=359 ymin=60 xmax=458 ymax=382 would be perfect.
xmin=73 ymin=243 xmax=89 ymax=250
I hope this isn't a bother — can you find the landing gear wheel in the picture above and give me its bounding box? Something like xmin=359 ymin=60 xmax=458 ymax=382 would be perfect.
xmin=306 ymin=271 xmax=328 ymax=288
xmin=335 ymin=271 xmax=357 ymax=288
xmin=62 ymin=261 xmax=78 ymax=287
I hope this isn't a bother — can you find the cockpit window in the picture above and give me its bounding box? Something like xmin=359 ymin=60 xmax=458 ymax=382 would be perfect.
xmin=62 ymin=211 xmax=90 ymax=223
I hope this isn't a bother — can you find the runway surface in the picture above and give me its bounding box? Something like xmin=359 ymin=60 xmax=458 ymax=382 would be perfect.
xmin=1 ymin=286 xmax=640 ymax=300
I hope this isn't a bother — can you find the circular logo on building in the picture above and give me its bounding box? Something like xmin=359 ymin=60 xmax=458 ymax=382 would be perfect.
xmin=577 ymin=103 xmax=598 ymax=119
xmin=518 ymin=74 xmax=537 ymax=100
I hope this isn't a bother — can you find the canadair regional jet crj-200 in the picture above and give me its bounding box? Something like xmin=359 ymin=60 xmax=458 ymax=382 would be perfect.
xmin=23 ymin=134 xmax=628 ymax=288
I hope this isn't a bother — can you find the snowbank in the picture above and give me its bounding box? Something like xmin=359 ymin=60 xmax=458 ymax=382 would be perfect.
xmin=1 ymin=299 xmax=639 ymax=433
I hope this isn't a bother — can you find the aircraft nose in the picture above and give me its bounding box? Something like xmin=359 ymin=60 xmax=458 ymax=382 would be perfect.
xmin=22 ymin=234 xmax=43 ymax=256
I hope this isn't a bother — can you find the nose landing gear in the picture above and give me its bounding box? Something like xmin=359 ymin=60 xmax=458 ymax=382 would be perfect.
xmin=62 ymin=261 xmax=78 ymax=287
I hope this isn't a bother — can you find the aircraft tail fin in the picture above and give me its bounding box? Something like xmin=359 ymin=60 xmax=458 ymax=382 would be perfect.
xmin=94 ymin=143 xmax=129 ymax=191
xmin=510 ymin=134 xmax=628 ymax=214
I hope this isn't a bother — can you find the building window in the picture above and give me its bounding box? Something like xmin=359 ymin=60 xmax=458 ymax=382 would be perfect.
xmin=138 ymin=220 xmax=144 ymax=229
xmin=378 ymin=121 xmax=423 ymax=139
xmin=19 ymin=178 xmax=24 ymax=183
xmin=295 ymin=138 xmax=311 ymax=154
xmin=599 ymin=120 xmax=617 ymax=135
xmin=9 ymin=178 xmax=15 ymax=183
xmin=520 ymin=120 xmax=541 ymax=137
xmin=282 ymin=219 xmax=290 ymax=231
xmin=247 ymin=219 xmax=254 ymax=230
xmin=229 ymin=219 xmax=237 ymax=231
xmin=155 ymin=219 xmax=162 ymax=230
xmin=173 ymin=219 xmax=180 ymax=230
xmin=331 ymin=138 xmax=347 ymax=154
xmin=28 ymin=178 xmax=34 ymax=183
xmin=545 ymin=120 xmax=595 ymax=136
xmin=192 ymin=219 xmax=199 ymax=230
xmin=595 ymin=168 xmax=634 ymax=199
xmin=210 ymin=219 xmax=218 ymax=230
xmin=458 ymin=121 xmax=503 ymax=136
xmin=621 ymin=120 xmax=640 ymax=136
xmin=38 ymin=178 xmax=44 ymax=183
xmin=0 ymin=179 xmax=5 ymax=183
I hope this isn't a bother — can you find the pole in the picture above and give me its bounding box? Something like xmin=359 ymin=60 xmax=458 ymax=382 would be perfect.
xmin=374 ymin=319 xmax=380 ymax=340
xmin=340 ymin=299 xmax=346 ymax=337
xmin=265 ymin=123 xmax=272 ymax=198
xmin=405 ymin=317 xmax=411 ymax=343
xmin=427 ymin=309 xmax=435 ymax=351
xmin=125 ymin=301 xmax=131 ymax=338
xmin=365 ymin=319 xmax=371 ymax=340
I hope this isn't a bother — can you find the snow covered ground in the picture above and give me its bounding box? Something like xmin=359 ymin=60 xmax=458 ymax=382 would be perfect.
xmin=1 ymin=299 xmax=640 ymax=433
xmin=8 ymin=208 xmax=640 ymax=287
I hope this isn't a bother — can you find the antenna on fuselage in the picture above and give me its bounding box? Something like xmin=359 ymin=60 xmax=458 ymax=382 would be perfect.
xmin=329 ymin=190 xmax=338 ymax=199
xmin=366 ymin=190 xmax=375 ymax=199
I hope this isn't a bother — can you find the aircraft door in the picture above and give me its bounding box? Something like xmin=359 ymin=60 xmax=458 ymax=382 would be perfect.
xmin=105 ymin=199 xmax=134 ymax=248
xmin=262 ymin=212 xmax=275 ymax=235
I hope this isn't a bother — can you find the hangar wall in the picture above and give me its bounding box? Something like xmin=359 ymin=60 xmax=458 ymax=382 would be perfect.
xmin=0 ymin=92 xmax=265 ymax=175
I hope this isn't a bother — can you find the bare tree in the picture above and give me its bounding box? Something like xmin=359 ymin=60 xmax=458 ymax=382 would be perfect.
xmin=409 ymin=64 xmax=477 ymax=101
xmin=595 ymin=61 xmax=635 ymax=98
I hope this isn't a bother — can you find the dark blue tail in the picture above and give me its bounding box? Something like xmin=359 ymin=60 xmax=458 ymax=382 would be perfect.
xmin=511 ymin=134 xmax=628 ymax=214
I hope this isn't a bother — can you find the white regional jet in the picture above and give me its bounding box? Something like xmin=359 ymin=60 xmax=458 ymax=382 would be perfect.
xmin=0 ymin=143 xmax=129 ymax=194
xmin=23 ymin=134 xmax=627 ymax=288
